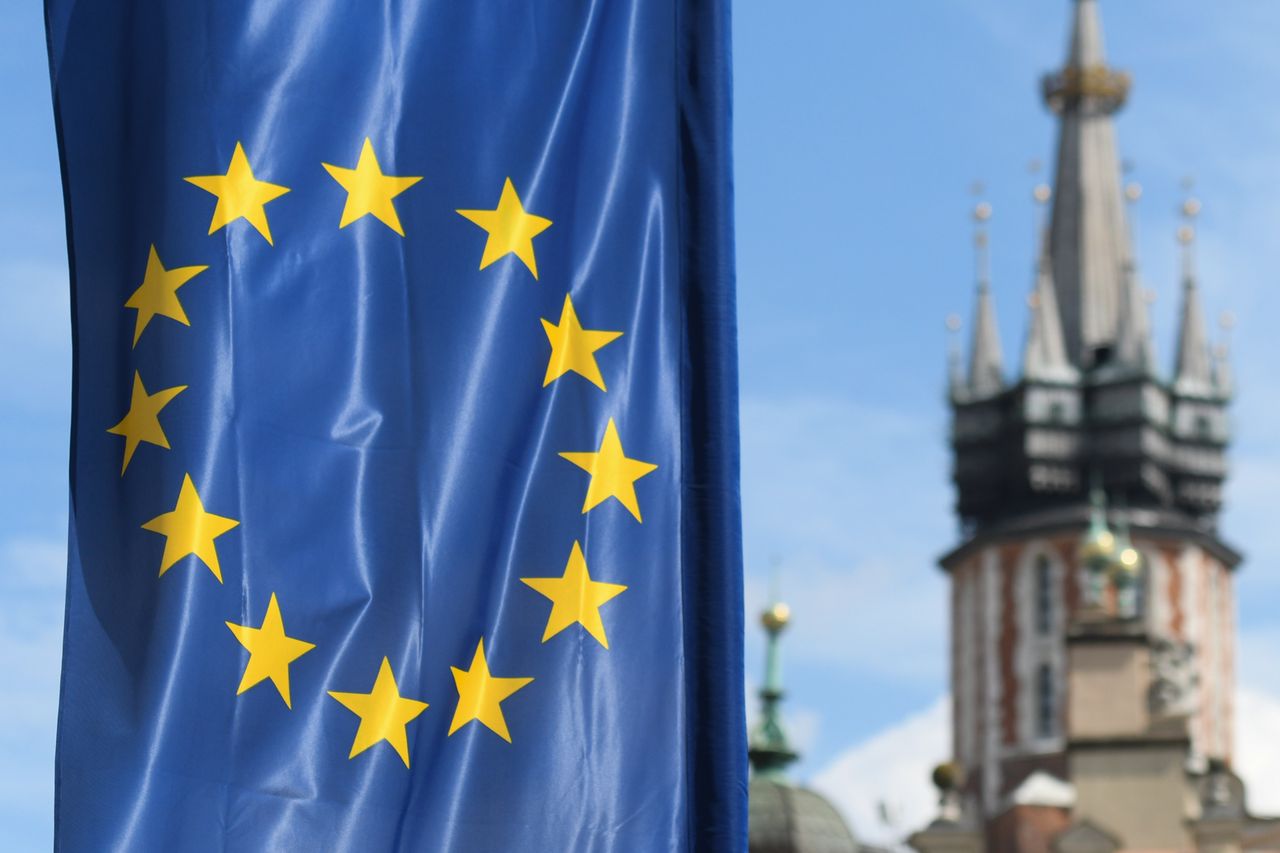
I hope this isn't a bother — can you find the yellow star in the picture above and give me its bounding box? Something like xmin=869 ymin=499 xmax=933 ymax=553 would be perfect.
xmin=521 ymin=541 xmax=627 ymax=649
xmin=322 ymin=138 xmax=423 ymax=236
xmin=541 ymin=294 xmax=623 ymax=390
xmin=124 ymin=245 xmax=208 ymax=347
xmin=185 ymin=141 xmax=291 ymax=245
xmin=456 ymin=178 xmax=552 ymax=279
xmin=225 ymin=593 xmax=315 ymax=708
xmin=448 ymin=638 xmax=533 ymax=743
xmin=105 ymin=372 xmax=187 ymax=475
xmin=141 ymin=474 xmax=240 ymax=583
xmin=328 ymin=657 xmax=428 ymax=767
xmin=559 ymin=419 xmax=659 ymax=522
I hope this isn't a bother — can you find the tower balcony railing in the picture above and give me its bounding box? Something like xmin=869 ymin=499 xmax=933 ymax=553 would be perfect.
xmin=1042 ymin=64 xmax=1130 ymax=113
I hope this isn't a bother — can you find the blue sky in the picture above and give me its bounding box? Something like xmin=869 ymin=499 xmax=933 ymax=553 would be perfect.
xmin=2 ymin=0 xmax=1279 ymax=848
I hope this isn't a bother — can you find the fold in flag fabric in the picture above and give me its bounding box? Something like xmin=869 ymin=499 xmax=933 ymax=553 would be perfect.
xmin=45 ymin=0 xmax=744 ymax=848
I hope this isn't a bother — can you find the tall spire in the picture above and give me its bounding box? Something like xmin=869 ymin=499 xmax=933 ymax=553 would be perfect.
xmin=968 ymin=201 xmax=1005 ymax=396
xmin=1173 ymin=198 xmax=1214 ymax=396
xmin=748 ymin=600 xmax=797 ymax=780
xmin=1023 ymin=185 xmax=1077 ymax=383
xmin=1043 ymin=0 xmax=1135 ymax=366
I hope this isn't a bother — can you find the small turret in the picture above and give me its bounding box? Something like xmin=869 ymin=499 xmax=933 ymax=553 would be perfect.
xmin=748 ymin=600 xmax=797 ymax=779
xmin=747 ymin=599 xmax=861 ymax=853
xmin=1023 ymin=185 xmax=1078 ymax=384
xmin=1112 ymin=182 xmax=1156 ymax=374
xmin=1173 ymin=198 xmax=1214 ymax=397
xmin=967 ymin=202 xmax=1005 ymax=398
xmin=1110 ymin=503 xmax=1143 ymax=619
xmin=1078 ymin=484 xmax=1117 ymax=608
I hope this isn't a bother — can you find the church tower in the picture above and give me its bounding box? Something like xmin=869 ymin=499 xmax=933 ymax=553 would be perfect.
xmin=937 ymin=1 xmax=1251 ymax=848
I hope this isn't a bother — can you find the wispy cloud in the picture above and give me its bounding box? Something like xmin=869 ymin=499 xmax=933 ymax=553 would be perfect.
xmin=0 ymin=260 xmax=70 ymax=413
xmin=0 ymin=536 xmax=66 ymax=836
xmin=812 ymin=696 xmax=949 ymax=848
xmin=1237 ymin=687 xmax=1280 ymax=816
xmin=740 ymin=394 xmax=950 ymax=685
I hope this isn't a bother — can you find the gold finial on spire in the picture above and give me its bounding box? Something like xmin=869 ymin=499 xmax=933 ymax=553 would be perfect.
xmin=761 ymin=556 xmax=789 ymax=632
xmin=761 ymin=602 xmax=791 ymax=632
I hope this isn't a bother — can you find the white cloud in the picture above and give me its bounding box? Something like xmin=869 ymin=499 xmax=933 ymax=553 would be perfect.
xmin=1238 ymin=687 xmax=1280 ymax=817
xmin=811 ymin=696 xmax=949 ymax=849
xmin=0 ymin=259 xmax=71 ymax=412
xmin=3 ymin=536 xmax=67 ymax=590
xmin=740 ymin=394 xmax=951 ymax=685
xmin=740 ymin=394 xmax=951 ymax=561
xmin=0 ymin=536 xmax=66 ymax=824
xmin=810 ymin=687 xmax=1280 ymax=846
xmin=744 ymin=557 xmax=945 ymax=686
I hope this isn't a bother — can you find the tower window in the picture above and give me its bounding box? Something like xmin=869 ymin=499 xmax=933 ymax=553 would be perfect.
xmin=1035 ymin=556 xmax=1053 ymax=636
xmin=1047 ymin=402 xmax=1065 ymax=424
xmin=1036 ymin=663 xmax=1056 ymax=739
xmin=1196 ymin=415 xmax=1213 ymax=441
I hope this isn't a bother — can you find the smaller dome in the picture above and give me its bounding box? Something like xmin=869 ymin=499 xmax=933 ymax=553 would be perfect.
xmin=1079 ymin=528 xmax=1115 ymax=561
xmin=1111 ymin=545 xmax=1141 ymax=576
xmin=749 ymin=778 xmax=860 ymax=853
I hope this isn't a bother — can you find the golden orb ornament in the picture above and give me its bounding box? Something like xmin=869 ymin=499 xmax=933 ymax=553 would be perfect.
xmin=974 ymin=201 xmax=993 ymax=222
xmin=1033 ymin=184 xmax=1052 ymax=204
xmin=1114 ymin=545 xmax=1142 ymax=575
xmin=932 ymin=761 xmax=963 ymax=792
xmin=761 ymin=602 xmax=791 ymax=632
xmin=1080 ymin=528 xmax=1116 ymax=561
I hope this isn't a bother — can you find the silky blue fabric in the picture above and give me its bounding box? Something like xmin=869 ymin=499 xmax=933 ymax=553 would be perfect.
xmin=47 ymin=1 xmax=744 ymax=849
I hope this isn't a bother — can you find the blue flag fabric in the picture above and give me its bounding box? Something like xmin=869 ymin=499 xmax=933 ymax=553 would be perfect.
xmin=46 ymin=1 xmax=744 ymax=849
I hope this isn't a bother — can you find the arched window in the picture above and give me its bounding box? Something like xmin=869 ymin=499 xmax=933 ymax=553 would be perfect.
xmin=1036 ymin=663 xmax=1056 ymax=739
xmin=1035 ymin=556 xmax=1053 ymax=636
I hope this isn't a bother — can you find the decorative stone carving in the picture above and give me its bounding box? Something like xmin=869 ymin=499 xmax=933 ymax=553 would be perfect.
xmin=1148 ymin=638 xmax=1198 ymax=718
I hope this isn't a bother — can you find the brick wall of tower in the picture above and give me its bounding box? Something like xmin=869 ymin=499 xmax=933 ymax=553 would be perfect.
xmin=947 ymin=531 xmax=1238 ymax=819
xmin=999 ymin=545 xmax=1019 ymax=749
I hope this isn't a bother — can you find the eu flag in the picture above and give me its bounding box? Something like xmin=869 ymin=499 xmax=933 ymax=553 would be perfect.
xmin=46 ymin=1 xmax=744 ymax=849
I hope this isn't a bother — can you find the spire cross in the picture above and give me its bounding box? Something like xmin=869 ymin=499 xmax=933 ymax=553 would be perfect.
xmin=1178 ymin=194 xmax=1201 ymax=283
xmin=1124 ymin=180 xmax=1142 ymax=268
xmin=973 ymin=201 xmax=993 ymax=286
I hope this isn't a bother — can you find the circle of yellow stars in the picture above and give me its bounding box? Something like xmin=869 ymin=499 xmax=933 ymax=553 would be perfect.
xmin=109 ymin=137 xmax=659 ymax=770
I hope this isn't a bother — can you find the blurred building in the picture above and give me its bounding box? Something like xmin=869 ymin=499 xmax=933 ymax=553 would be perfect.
xmin=908 ymin=1 xmax=1279 ymax=851
xmin=746 ymin=601 xmax=886 ymax=853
